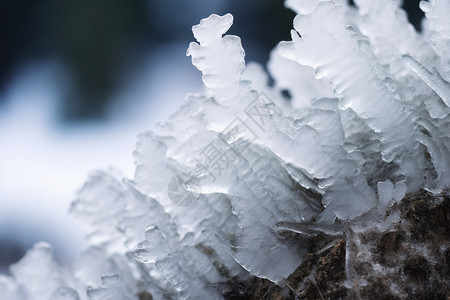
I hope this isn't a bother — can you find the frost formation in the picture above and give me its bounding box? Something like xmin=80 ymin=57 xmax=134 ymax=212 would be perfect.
xmin=2 ymin=0 xmax=450 ymax=299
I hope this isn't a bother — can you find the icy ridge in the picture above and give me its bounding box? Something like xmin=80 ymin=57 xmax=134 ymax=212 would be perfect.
xmin=2 ymin=1 xmax=450 ymax=299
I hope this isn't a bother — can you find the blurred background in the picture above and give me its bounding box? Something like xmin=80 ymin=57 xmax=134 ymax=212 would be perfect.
xmin=0 ymin=0 xmax=423 ymax=274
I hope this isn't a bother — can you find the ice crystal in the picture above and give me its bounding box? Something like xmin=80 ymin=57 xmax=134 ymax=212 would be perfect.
xmin=2 ymin=0 xmax=450 ymax=299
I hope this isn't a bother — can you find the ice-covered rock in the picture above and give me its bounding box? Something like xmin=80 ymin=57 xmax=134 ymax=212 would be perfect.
xmin=3 ymin=0 xmax=450 ymax=298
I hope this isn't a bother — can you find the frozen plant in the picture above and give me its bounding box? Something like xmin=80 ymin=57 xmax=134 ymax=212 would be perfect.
xmin=2 ymin=0 xmax=450 ymax=299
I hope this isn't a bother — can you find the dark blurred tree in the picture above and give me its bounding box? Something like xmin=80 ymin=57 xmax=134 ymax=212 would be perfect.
xmin=402 ymin=0 xmax=424 ymax=31
xmin=224 ymin=0 xmax=295 ymax=64
xmin=49 ymin=0 xmax=149 ymax=120
xmin=0 ymin=0 xmax=49 ymax=95
xmin=0 ymin=0 xmax=425 ymax=121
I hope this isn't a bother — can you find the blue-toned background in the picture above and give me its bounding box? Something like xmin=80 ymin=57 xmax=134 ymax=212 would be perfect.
xmin=0 ymin=0 xmax=423 ymax=273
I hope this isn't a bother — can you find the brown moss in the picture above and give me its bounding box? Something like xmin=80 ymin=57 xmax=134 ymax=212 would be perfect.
xmin=138 ymin=291 xmax=153 ymax=300
xmin=403 ymin=256 xmax=430 ymax=281
xmin=400 ymin=191 xmax=450 ymax=242
xmin=361 ymin=278 xmax=401 ymax=300
xmin=285 ymin=238 xmax=346 ymax=299
xmin=235 ymin=190 xmax=450 ymax=299
xmin=376 ymin=230 xmax=406 ymax=267
xmin=247 ymin=279 xmax=285 ymax=300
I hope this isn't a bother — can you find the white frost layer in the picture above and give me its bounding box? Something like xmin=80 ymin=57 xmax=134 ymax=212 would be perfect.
xmin=3 ymin=0 xmax=450 ymax=298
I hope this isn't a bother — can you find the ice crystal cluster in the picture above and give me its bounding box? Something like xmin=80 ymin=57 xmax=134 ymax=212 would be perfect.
xmin=2 ymin=0 xmax=450 ymax=299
